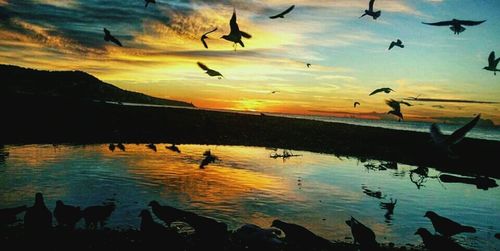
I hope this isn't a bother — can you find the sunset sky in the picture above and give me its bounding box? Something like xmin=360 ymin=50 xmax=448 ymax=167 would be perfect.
xmin=1 ymin=0 xmax=499 ymax=123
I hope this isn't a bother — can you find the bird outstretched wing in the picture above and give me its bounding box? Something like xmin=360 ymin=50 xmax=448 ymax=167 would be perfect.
xmin=269 ymin=5 xmax=295 ymax=19
xmin=104 ymin=28 xmax=110 ymax=36
xmin=369 ymin=88 xmax=382 ymax=95
xmin=458 ymin=20 xmax=486 ymax=26
xmin=109 ymin=36 xmax=122 ymax=47
xmin=386 ymin=99 xmax=401 ymax=112
xmin=201 ymin=38 xmax=208 ymax=49
xmin=197 ymin=62 xmax=210 ymax=71
xmin=369 ymin=0 xmax=375 ymax=11
xmin=203 ymin=27 xmax=218 ymax=37
xmin=446 ymin=114 xmax=480 ymax=145
xmin=240 ymin=31 xmax=252 ymax=39
xmin=354 ymin=102 xmax=360 ymax=107
xmin=488 ymin=51 xmax=495 ymax=66
xmin=229 ymin=10 xmax=240 ymax=35
xmin=388 ymin=41 xmax=395 ymax=50
xmin=422 ymin=21 xmax=453 ymax=26
xmin=399 ymin=101 xmax=412 ymax=106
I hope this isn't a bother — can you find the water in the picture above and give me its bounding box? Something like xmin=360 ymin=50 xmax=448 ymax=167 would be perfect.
xmin=0 ymin=144 xmax=498 ymax=250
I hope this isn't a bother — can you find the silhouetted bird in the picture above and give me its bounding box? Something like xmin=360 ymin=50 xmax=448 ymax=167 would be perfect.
xmin=430 ymin=114 xmax=480 ymax=156
xmin=109 ymin=143 xmax=115 ymax=152
xmin=165 ymin=144 xmax=181 ymax=153
xmin=269 ymin=5 xmax=295 ymax=19
xmin=221 ymin=9 xmax=252 ymax=48
xmin=139 ymin=209 xmax=185 ymax=249
xmin=54 ymin=200 xmax=82 ymax=229
xmin=424 ymin=211 xmax=476 ymax=237
xmin=0 ymin=205 xmax=27 ymax=225
xmin=197 ymin=62 xmax=223 ymax=79
xmin=354 ymin=101 xmax=360 ymax=108
xmin=483 ymin=51 xmax=500 ymax=75
xmin=117 ymin=143 xmax=126 ymax=151
xmin=422 ymin=19 xmax=486 ymax=35
xmin=24 ymin=193 xmax=52 ymax=232
xmin=147 ymin=143 xmax=157 ymax=152
xmin=388 ymin=39 xmax=404 ymax=50
xmin=139 ymin=209 xmax=169 ymax=233
xmin=144 ymin=0 xmax=155 ymax=8
xmin=82 ymin=203 xmax=115 ymax=229
xmin=415 ymin=228 xmax=472 ymax=251
xmin=200 ymin=150 xmax=218 ymax=168
xmin=148 ymin=200 xmax=189 ymax=226
xmin=345 ymin=217 xmax=378 ymax=250
xmin=103 ymin=28 xmax=122 ymax=47
xmin=306 ymin=63 xmax=311 ymax=68
xmin=201 ymin=27 xmax=217 ymax=49
xmin=233 ymin=224 xmax=283 ymax=250
xmin=386 ymin=99 xmax=404 ymax=121
xmin=271 ymin=219 xmax=332 ymax=249
xmin=360 ymin=0 xmax=381 ymax=20
xmin=369 ymin=87 xmax=394 ymax=96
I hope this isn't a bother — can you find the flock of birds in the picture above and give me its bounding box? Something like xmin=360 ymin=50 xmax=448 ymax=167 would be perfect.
xmin=1 ymin=192 xmax=491 ymax=250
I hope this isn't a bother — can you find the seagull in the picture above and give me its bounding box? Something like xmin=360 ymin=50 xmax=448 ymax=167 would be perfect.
xmin=483 ymin=51 xmax=500 ymax=75
xmin=386 ymin=99 xmax=404 ymax=121
xmin=269 ymin=5 xmax=295 ymax=19
xmin=388 ymin=39 xmax=404 ymax=50
xmin=197 ymin=62 xmax=223 ymax=79
xmin=345 ymin=216 xmax=378 ymax=249
xmin=360 ymin=0 xmax=381 ymax=20
xmin=103 ymin=28 xmax=122 ymax=47
xmin=424 ymin=211 xmax=476 ymax=237
xmin=144 ymin=0 xmax=155 ymax=8
xmin=221 ymin=9 xmax=252 ymax=48
xmin=430 ymin=114 xmax=480 ymax=156
xmin=369 ymin=87 xmax=394 ymax=96
xmin=422 ymin=19 xmax=486 ymax=35
xmin=201 ymin=27 xmax=217 ymax=49
xmin=354 ymin=101 xmax=360 ymax=108
xmin=415 ymin=228 xmax=472 ymax=251
xmin=306 ymin=63 xmax=311 ymax=68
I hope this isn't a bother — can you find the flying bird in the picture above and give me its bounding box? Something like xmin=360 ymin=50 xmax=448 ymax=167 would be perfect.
xmin=430 ymin=114 xmax=480 ymax=156
xmin=103 ymin=28 xmax=122 ymax=47
xmin=360 ymin=0 xmax=381 ymax=20
xmin=354 ymin=101 xmax=360 ymax=108
xmin=144 ymin=0 xmax=155 ymax=8
xmin=415 ymin=228 xmax=472 ymax=251
xmin=221 ymin=9 xmax=252 ymax=48
xmin=345 ymin=216 xmax=378 ymax=249
xmin=306 ymin=63 xmax=311 ymax=68
xmin=483 ymin=51 xmax=500 ymax=75
xmin=388 ymin=39 xmax=404 ymax=50
xmin=424 ymin=211 xmax=476 ymax=237
xmin=165 ymin=144 xmax=181 ymax=153
xmin=369 ymin=87 xmax=394 ymax=96
xmin=386 ymin=99 xmax=404 ymax=121
xmin=201 ymin=27 xmax=217 ymax=49
xmin=117 ymin=143 xmax=126 ymax=151
xmin=197 ymin=62 xmax=223 ymax=79
xmin=422 ymin=19 xmax=486 ymax=35
xmin=269 ymin=5 xmax=295 ymax=19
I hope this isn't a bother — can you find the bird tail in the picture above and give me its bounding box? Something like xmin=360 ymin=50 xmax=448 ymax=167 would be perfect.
xmin=401 ymin=45 xmax=405 ymax=48
xmin=373 ymin=11 xmax=381 ymax=19
xmin=359 ymin=13 xmax=367 ymax=18
xmin=461 ymin=226 xmax=476 ymax=233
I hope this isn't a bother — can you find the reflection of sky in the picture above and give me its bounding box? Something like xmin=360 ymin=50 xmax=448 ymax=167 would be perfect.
xmin=0 ymin=144 xmax=499 ymax=250
xmin=0 ymin=0 xmax=499 ymax=122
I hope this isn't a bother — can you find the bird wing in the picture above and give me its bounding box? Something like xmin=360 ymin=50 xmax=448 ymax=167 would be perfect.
xmin=369 ymin=0 xmax=375 ymax=11
xmin=388 ymin=41 xmax=395 ymax=50
xmin=104 ymin=28 xmax=110 ymax=35
xmin=240 ymin=31 xmax=252 ymax=39
xmin=110 ymin=35 xmax=122 ymax=46
xmin=270 ymin=5 xmax=295 ymax=18
xmin=229 ymin=10 xmax=240 ymax=34
xmin=201 ymin=37 xmax=208 ymax=49
xmin=203 ymin=27 xmax=218 ymax=37
xmin=197 ymin=62 xmax=209 ymax=71
xmin=422 ymin=21 xmax=453 ymax=26
xmin=369 ymin=89 xmax=381 ymax=95
xmin=386 ymin=99 xmax=401 ymax=112
xmin=488 ymin=51 xmax=495 ymax=66
xmin=495 ymin=57 xmax=500 ymax=68
xmin=397 ymin=39 xmax=402 ymax=44
xmin=446 ymin=114 xmax=480 ymax=145
xmin=399 ymin=101 xmax=412 ymax=106
xmin=458 ymin=20 xmax=486 ymax=26
xmin=430 ymin=123 xmax=446 ymax=145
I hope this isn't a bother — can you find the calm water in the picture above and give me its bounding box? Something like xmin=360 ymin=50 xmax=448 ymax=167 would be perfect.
xmin=0 ymin=144 xmax=498 ymax=250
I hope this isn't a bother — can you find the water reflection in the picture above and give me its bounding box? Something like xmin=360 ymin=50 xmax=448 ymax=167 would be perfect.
xmin=0 ymin=144 xmax=498 ymax=250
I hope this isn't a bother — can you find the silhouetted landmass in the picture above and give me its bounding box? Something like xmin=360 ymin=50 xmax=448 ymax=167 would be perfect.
xmin=0 ymin=65 xmax=194 ymax=107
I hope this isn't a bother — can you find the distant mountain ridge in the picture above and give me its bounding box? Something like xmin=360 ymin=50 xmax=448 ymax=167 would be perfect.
xmin=0 ymin=64 xmax=194 ymax=107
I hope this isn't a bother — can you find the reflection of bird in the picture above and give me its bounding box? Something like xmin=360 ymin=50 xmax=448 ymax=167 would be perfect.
xmin=54 ymin=200 xmax=82 ymax=230
xmin=147 ymin=143 xmax=157 ymax=152
xmin=82 ymin=203 xmax=115 ymax=229
xmin=201 ymin=27 xmax=217 ymax=49
xmin=0 ymin=205 xmax=27 ymax=225
xmin=430 ymin=114 xmax=480 ymax=156
xmin=221 ymin=9 xmax=252 ymax=48
xmin=415 ymin=228 xmax=472 ymax=251
xmin=165 ymin=144 xmax=181 ymax=153
xmin=386 ymin=99 xmax=403 ymax=121
xmin=388 ymin=39 xmax=404 ymax=50
xmin=345 ymin=216 xmax=378 ymax=249
xmin=354 ymin=101 xmax=360 ymax=108
xmin=369 ymin=87 xmax=394 ymax=96
xmin=360 ymin=0 xmax=381 ymax=20
xmin=24 ymin=193 xmax=52 ymax=232
xmin=483 ymin=51 xmax=500 ymax=75
xmin=306 ymin=63 xmax=311 ymax=68
xmin=269 ymin=5 xmax=295 ymax=19
xmin=271 ymin=219 xmax=331 ymax=249
xmin=144 ymin=0 xmax=155 ymax=8
xmin=103 ymin=28 xmax=122 ymax=47
xmin=422 ymin=19 xmax=486 ymax=35
xmin=197 ymin=62 xmax=223 ymax=79
xmin=380 ymin=199 xmax=397 ymax=214
xmin=424 ymin=211 xmax=476 ymax=237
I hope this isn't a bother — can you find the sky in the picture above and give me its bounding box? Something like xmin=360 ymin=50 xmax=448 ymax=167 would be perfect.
xmin=1 ymin=0 xmax=499 ymax=123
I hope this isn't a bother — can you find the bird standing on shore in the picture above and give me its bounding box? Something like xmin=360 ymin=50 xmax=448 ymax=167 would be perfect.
xmin=271 ymin=219 xmax=332 ymax=249
xmin=422 ymin=19 xmax=486 ymax=35
xmin=360 ymin=0 xmax=381 ymax=20
xmin=221 ymin=9 xmax=252 ymax=48
xmin=82 ymin=203 xmax=115 ymax=229
xmin=24 ymin=193 xmax=52 ymax=232
xmin=483 ymin=51 xmax=500 ymax=75
xmin=201 ymin=28 xmax=217 ymax=49
xmin=424 ymin=211 xmax=476 ymax=237
xmin=388 ymin=39 xmax=404 ymax=50
xmin=430 ymin=114 xmax=480 ymax=156
xmin=415 ymin=228 xmax=472 ymax=251
xmin=369 ymin=87 xmax=394 ymax=96
xmin=345 ymin=216 xmax=378 ymax=250
xmin=197 ymin=62 xmax=223 ymax=79
xmin=269 ymin=5 xmax=295 ymax=19
xmin=54 ymin=200 xmax=82 ymax=229
xmin=103 ymin=28 xmax=122 ymax=47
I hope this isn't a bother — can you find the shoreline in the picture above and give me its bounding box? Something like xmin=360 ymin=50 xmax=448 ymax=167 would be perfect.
xmin=2 ymin=95 xmax=500 ymax=178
